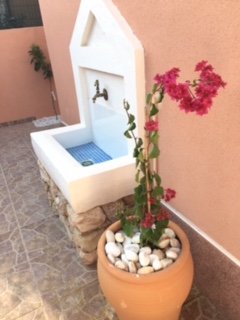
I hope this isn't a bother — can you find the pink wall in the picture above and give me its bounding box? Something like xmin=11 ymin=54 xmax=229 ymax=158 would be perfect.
xmin=39 ymin=0 xmax=239 ymax=260
xmin=112 ymin=0 xmax=240 ymax=260
xmin=0 ymin=27 xmax=58 ymax=123
xmin=38 ymin=0 xmax=80 ymax=125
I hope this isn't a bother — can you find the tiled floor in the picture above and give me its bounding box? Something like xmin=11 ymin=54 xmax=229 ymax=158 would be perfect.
xmin=0 ymin=122 xmax=228 ymax=320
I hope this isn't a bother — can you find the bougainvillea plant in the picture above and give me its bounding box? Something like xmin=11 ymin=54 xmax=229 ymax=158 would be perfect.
xmin=118 ymin=61 xmax=226 ymax=247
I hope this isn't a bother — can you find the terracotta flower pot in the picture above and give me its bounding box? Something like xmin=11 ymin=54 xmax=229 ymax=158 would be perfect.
xmin=97 ymin=220 xmax=194 ymax=320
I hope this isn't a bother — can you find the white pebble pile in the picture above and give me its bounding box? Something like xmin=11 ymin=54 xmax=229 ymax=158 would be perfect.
xmin=105 ymin=228 xmax=181 ymax=274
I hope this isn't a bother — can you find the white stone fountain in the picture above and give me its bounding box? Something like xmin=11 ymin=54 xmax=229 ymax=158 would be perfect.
xmin=31 ymin=0 xmax=145 ymax=263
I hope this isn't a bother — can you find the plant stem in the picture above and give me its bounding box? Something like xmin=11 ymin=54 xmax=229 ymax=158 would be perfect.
xmin=188 ymin=83 xmax=197 ymax=99
xmin=144 ymin=107 xmax=151 ymax=213
xmin=48 ymin=79 xmax=58 ymax=120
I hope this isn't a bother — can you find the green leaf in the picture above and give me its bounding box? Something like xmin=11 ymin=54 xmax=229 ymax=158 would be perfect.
xmin=146 ymin=93 xmax=152 ymax=104
xmin=135 ymin=158 xmax=140 ymax=167
xmin=155 ymin=219 xmax=169 ymax=234
xmin=138 ymin=150 xmax=145 ymax=162
xmin=136 ymin=138 xmax=143 ymax=148
xmin=124 ymin=130 xmax=132 ymax=139
xmin=150 ymin=132 xmax=159 ymax=145
xmin=152 ymin=186 xmax=164 ymax=198
xmin=135 ymin=170 xmax=140 ymax=183
xmin=140 ymin=228 xmax=154 ymax=246
xmin=129 ymin=122 xmax=136 ymax=131
xmin=140 ymin=162 xmax=145 ymax=173
xmin=134 ymin=204 xmax=145 ymax=217
xmin=154 ymin=173 xmax=161 ymax=186
xmin=133 ymin=147 xmax=139 ymax=158
xmin=150 ymin=104 xmax=159 ymax=117
xmin=152 ymin=83 xmax=158 ymax=94
xmin=34 ymin=62 xmax=41 ymax=72
xmin=123 ymin=222 xmax=135 ymax=237
xmin=149 ymin=145 xmax=160 ymax=159
xmin=134 ymin=184 xmax=143 ymax=197
xmin=140 ymin=175 xmax=146 ymax=185
xmin=124 ymin=101 xmax=130 ymax=111
xmin=128 ymin=114 xmax=135 ymax=124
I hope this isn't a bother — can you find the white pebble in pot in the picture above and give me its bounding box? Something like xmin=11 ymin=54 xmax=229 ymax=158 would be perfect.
xmin=152 ymin=259 xmax=163 ymax=271
xmin=115 ymin=232 xmax=125 ymax=243
xmin=170 ymin=238 xmax=181 ymax=248
xmin=161 ymin=258 xmax=173 ymax=269
xmin=124 ymin=243 xmax=140 ymax=253
xmin=105 ymin=242 xmax=121 ymax=257
xmin=164 ymin=228 xmax=176 ymax=238
xmin=138 ymin=266 xmax=154 ymax=275
xmin=106 ymin=230 xmax=115 ymax=243
xmin=157 ymin=238 xmax=170 ymax=249
xmin=139 ymin=251 xmax=150 ymax=267
xmin=152 ymin=249 xmax=165 ymax=260
xmin=128 ymin=261 xmax=137 ymax=273
xmin=125 ymin=249 xmax=139 ymax=262
xmin=107 ymin=253 xmax=116 ymax=264
xmin=131 ymin=232 xmax=141 ymax=244
xmin=166 ymin=249 xmax=178 ymax=260
xmin=140 ymin=246 xmax=152 ymax=254
xmin=115 ymin=260 xmax=128 ymax=271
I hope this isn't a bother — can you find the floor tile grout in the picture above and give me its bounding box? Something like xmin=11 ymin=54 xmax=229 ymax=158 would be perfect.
xmin=0 ymin=122 xmax=228 ymax=320
xmin=0 ymin=144 xmax=46 ymax=315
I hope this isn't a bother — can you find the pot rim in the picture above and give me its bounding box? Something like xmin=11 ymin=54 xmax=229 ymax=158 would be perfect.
xmin=97 ymin=220 xmax=192 ymax=284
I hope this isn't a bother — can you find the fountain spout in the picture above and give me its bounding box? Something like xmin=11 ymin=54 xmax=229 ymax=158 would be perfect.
xmin=92 ymin=80 xmax=108 ymax=103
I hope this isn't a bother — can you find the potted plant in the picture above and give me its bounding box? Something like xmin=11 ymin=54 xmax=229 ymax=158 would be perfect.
xmin=28 ymin=44 xmax=58 ymax=119
xmin=97 ymin=61 xmax=226 ymax=320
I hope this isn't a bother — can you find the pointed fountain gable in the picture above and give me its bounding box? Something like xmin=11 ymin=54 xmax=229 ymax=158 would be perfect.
xmin=70 ymin=0 xmax=145 ymax=129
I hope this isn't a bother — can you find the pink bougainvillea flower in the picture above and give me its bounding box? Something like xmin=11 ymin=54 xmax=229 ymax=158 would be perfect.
xmin=195 ymin=83 xmax=218 ymax=99
xmin=154 ymin=68 xmax=180 ymax=87
xmin=178 ymin=96 xmax=194 ymax=113
xmin=149 ymin=198 xmax=156 ymax=204
xmin=192 ymin=97 xmax=213 ymax=116
xmin=163 ymin=68 xmax=180 ymax=86
xmin=163 ymin=188 xmax=176 ymax=202
xmin=153 ymin=73 xmax=164 ymax=86
xmin=145 ymin=120 xmax=158 ymax=132
xmin=141 ymin=212 xmax=155 ymax=228
xmin=166 ymin=83 xmax=191 ymax=102
xmin=156 ymin=207 xmax=170 ymax=221
xmin=195 ymin=60 xmax=213 ymax=72
xmin=154 ymin=61 xmax=226 ymax=116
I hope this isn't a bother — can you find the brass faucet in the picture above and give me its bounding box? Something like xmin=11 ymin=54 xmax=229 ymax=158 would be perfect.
xmin=92 ymin=80 xmax=108 ymax=103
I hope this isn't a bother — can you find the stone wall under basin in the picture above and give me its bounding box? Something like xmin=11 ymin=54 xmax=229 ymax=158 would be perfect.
xmin=37 ymin=160 xmax=134 ymax=265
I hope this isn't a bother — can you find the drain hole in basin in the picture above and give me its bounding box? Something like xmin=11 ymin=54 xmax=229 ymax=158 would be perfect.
xmin=81 ymin=159 xmax=95 ymax=167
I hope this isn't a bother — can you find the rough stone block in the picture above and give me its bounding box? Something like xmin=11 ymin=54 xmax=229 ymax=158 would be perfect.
xmin=101 ymin=199 xmax=125 ymax=223
xmin=77 ymin=248 xmax=98 ymax=265
xmin=55 ymin=194 xmax=68 ymax=217
xmin=67 ymin=204 xmax=82 ymax=227
xmin=73 ymin=227 xmax=105 ymax=253
xmin=38 ymin=161 xmax=50 ymax=183
xmin=123 ymin=194 xmax=135 ymax=207
xmin=49 ymin=179 xmax=59 ymax=198
xmin=59 ymin=215 xmax=75 ymax=241
xmin=75 ymin=207 xmax=106 ymax=233
xmin=66 ymin=204 xmax=75 ymax=218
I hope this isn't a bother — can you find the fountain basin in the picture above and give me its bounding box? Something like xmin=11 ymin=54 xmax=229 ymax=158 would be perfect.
xmin=31 ymin=124 xmax=136 ymax=213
